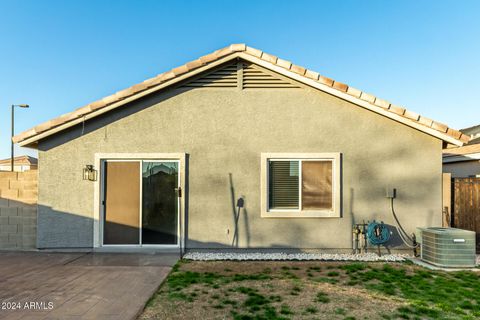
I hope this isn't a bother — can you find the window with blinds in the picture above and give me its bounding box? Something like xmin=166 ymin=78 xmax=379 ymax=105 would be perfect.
xmin=268 ymin=161 xmax=299 ymax=209
xmin=268 ymin=159 xmax=333 ymax=211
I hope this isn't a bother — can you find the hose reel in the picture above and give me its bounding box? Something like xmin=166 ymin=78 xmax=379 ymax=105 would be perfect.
xmin=366 ymin=221 xmax=391 ymax=245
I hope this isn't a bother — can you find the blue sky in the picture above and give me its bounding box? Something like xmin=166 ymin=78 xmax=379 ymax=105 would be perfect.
xmin=0 ymin=0 xmax=479 ymax=159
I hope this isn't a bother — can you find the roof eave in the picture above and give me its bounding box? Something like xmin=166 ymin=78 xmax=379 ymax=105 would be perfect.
xmin=17 ymin=53 xmax=244 ymax=148
xmin=15 ymin=46 xmax=467 ymax=147
xmin=236 ymin=53 xmax=466 ymax=147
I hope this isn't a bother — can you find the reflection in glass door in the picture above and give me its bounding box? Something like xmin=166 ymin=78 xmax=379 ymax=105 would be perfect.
xmin=142 ymin=161 xmax=179 ymax=245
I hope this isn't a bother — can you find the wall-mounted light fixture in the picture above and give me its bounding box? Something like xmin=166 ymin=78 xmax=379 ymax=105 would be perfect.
xmin=83 ymin=165 xmax=98 ymax=181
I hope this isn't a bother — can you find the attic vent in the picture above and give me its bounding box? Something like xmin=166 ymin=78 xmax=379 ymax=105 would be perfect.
xmin=181 ymin=63 xmax=238 ymax=88
xmin=180 ymin=61 xmax=301 ymax=89
xmin=242 ymin=63 xmax=300 ymax=89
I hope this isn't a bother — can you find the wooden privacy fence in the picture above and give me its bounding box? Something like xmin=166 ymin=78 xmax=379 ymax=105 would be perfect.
xmin=452 ymin=178 xmax=480 ymax=249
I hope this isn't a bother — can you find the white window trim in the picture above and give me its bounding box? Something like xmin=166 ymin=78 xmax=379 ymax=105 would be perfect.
xmin=260 ymin=153 xmax=342 ymax=218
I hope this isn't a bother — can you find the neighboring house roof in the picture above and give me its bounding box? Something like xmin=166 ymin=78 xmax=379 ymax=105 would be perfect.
xmin=460 ymin=124 xmax=480 ymax=136
xmin=0 ymin=155 xmax=38 ymax=166
xmin=443 ymin=124 xmax=480 ymax=163
xmin=459 ymin=124 xmax=480 ymax=145
xmin=13 ymin=44 xmax=469 ymax=147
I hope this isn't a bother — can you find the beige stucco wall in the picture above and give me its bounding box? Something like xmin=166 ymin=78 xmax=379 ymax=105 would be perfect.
xmin=37 ymin=81 xmax=443 ymax=249
xmin=443 ymin=160 xmax=480 ymax=178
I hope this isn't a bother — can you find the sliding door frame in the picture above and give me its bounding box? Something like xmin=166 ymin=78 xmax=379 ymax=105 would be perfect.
xmin=93 ymin=153 xmax=186 ymax=251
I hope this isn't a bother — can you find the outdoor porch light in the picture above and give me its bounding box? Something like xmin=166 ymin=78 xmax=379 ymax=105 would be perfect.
xmin=83 ymin=165 xmax=97 ymax=181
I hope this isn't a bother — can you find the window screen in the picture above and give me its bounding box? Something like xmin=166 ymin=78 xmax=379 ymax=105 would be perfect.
xmin=302 ymin=161 xmax=332 ymax=210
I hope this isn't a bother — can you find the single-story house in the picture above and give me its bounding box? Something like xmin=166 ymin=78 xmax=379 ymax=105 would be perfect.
xmin=0 ymin=155 xmax=38 ymax=172
xmin=13 ymin=44 xmax=469 ymax=252
xmin=443 ymin=124 xmax=480 ymax=178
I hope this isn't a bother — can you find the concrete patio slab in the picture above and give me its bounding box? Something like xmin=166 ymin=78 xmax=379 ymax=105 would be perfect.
xmin=0 ymin=252 xmax=177 ymax=320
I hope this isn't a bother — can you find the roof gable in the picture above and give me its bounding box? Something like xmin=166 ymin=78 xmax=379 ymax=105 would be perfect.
xmin=13 ymin=44 xmax=469 ymax=147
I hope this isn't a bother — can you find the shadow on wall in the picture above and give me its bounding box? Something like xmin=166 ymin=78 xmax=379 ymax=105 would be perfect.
xmin=34 ymin=160 xmax=433 ymax=252
xmin=229 ymin=173 xmax=250 ymax=248
xmin=349 ymin=190 xmax=431 ymax=252
xmin=37 ymin=87 xmax=202 ymax=152
xmin=346 ymin=140 xmax=442 ymax=252
xmin=0 ymin=197 xmax=38 ymax=250
xmin=34 ymin=200 xmax=418 ymax=253
xmin=0 ymin=170 xmax=38 ymax=250
xmin=350 ymin=188 xmax=413 ymax=251
xmin=36 ymin=204 xmax=93 ymax=249
xmin=34 ymin=203 xmax=299 ymax=251
xmin=35 ymin=146 xmax=436 ymax=252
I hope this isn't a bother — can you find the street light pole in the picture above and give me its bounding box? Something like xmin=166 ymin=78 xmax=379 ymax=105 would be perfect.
xmin=10 ymin=104 xmax=29 ymax=172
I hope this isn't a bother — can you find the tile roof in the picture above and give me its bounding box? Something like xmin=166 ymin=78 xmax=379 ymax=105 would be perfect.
xmin=443 ymin=124 xmax=480 ymax=159
xmin=460 ymin=124 xmax=480 ymax=137
xmin=443 ymin=143 xmax=480 ymax=157
xmin=13 ymin=44 xmax=469 ymax=146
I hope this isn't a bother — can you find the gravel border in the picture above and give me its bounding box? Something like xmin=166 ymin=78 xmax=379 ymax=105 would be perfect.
xmin=184 ymin=252 xmax=408 ymax=262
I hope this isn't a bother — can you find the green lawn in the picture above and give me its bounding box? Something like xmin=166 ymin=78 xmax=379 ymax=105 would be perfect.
xmin=139 ymin=260 xmax=480 ymax=320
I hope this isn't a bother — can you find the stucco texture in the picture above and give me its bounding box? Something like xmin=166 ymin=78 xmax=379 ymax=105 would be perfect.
xmin=37 ymin=76 xmax=443 ymax=249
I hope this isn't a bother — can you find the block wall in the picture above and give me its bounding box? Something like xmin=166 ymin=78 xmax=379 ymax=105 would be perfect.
xmin=0 ymin=170 xmax=37 ymax=249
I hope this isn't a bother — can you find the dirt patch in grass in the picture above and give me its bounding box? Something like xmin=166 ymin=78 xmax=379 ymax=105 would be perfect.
xmin=140 ymin=260 xmax=480 ymax=320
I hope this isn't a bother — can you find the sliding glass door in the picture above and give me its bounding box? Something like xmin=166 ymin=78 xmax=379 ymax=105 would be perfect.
xmin=102 ymin=160 xmax=179 ymax=246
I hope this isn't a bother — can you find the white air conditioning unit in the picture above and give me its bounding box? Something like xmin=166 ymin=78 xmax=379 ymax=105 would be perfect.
xmin=418 ymin=227 xmax=476 ymax=268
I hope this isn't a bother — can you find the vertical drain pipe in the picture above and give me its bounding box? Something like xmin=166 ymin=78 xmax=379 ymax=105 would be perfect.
xmin=177 ymin=186 xmax=183 ymax=259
